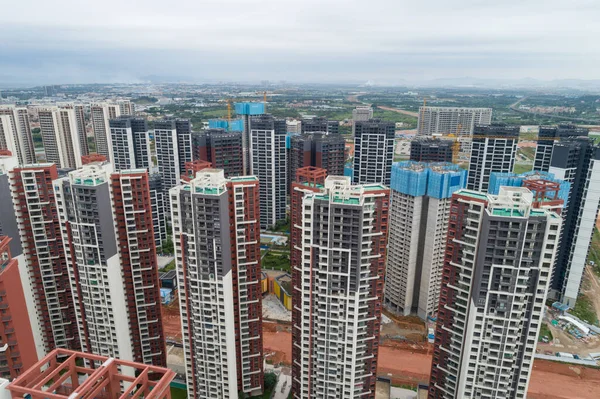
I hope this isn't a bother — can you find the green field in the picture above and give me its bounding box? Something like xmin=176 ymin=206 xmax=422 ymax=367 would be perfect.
xmin=170 ymin=387 xmax=187 ymax=399
xmin=262 ymin=252 xmax=291 ymax=272
xmin=513 ymin=163 xmax=533 ymax=174
xmin=570 ymin=294 xmax=598 ymax=326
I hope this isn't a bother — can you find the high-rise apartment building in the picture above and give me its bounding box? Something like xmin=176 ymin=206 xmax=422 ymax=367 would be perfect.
xmin=249 ymin=114 xmax=287 ymax=229
xmin=352 ymin=119 xmax=395 ymax=185
xmin=149 ymin=173 xmax=168 ymax=246
xmin=0 ymin=152 xmax=20 ymax=255
xmin=154 ymin=119 xmax=192 ymax=192
xmin=384 ymin=162 xmax=466 ymax=319
xmin=37 ymin=107 xmax=83 ymax=169
xmin=410 ymin=138 xmax=454 ymax=163
xmin=90 ymin=103 xmax=115 ymax=162
xmin=109 ymin=116 xmax=151 ymax=171
xmin=352 ymin=106 xmax=373 ymax=122
xmin=0 ymin=106 xmax=36 ymax=165
xmin=72 ymin=104 xmax=89 ymax=156
xmin=10 ymin=164 xmax=80 ymax=353
xmin=0 ymin=235 xmax=38 ymax=379
xmin=533 ymin=124 xmax=588 ymax=172
xmin=291 ymin=168 xmax=389 ymax=399
xmin=170 ymin=169 xmax=263 ymax=398
xmin=301 ymin=116 xmax=339 ymax=135
xmin=548 ymin=138 xmax=600 ymax=305
xmin=54 ymin=164 xmax=166 ymax=365
xmin=117 ymin=99 xmax=135 ymax=116
xmin=289 ymin=132 xmax=345 ymax=184
xmin=235 ymin=102 xmax=265 ymax=175
xmin=193 ymin=129 xmax=243 ymax=177
xmin=417 ymin=106 xmax=492 ymax=158
xmin=429 ymin=187 xmax=561 ymax=399
xmin=466 ymin=124 xmax=518 ymax=192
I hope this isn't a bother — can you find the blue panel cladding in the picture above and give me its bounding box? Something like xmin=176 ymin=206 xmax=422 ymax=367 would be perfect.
xmin=235 ymin=102 xmax=265 ymax=115
xmin=286 ymin=133 xmax=298 ymax=149
xmin=488 ymin=172 xmax=523 ymax=195
xmin=489 ymin=171 xmax=571 ymax=207
xmin=208 ymin=119 xmax=228 ymax=129
xmin=344 ymin=166 xmax=353 ymax=177
xmin=427 ymin=168 xmax=467 ymax=199
xmin=390 ymin=162 xmax=428 ymax=197
xmin=208 ymin=119 xmax=243 ymax=131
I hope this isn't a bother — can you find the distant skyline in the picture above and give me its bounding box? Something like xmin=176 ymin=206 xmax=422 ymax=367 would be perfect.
xmin=1 ymin=0 xmax=599 ymax=85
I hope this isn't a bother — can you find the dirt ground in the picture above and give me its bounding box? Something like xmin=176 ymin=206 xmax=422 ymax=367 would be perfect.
xmin=380 ymin=311 xmax=427 ymax=343
xmin=161 ymin=298 xmax=182 ymax=340
xmin=261 ymin=322 xmax=600 ymax=398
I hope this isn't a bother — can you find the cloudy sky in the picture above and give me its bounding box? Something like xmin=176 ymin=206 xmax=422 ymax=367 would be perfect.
xmin=1 ymin=0 xmax=599 ymax=85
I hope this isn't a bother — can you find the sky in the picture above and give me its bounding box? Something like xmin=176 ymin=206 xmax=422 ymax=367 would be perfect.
xmin=1 ymin=0 xmax=599 ymax=85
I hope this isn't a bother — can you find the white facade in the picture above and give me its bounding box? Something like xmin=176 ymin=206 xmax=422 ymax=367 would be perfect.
xmin=54 ymin=164 xmax=134 ymax=361
xmin=154 ymin=127 xmax=181 ymax=190
xmin=430 ymin=188 xmax=561 ymax=399
xmin=292 ymin=176 xmax=388 ymax=399
xmin=90 ymin=103 xmax=116 ymax=161
xmin=37 ymin=107 xmax=82 ymax=169
xmin=551 ymin=159 xmax=600 ymax=305
xmin=250 ymin=124 xmax=287 ymax=229
xmin=0 ymin=106 xmax=36 ymax=165
xmin=171 ymin=170 xmax=263 ymax=398
xmin=467 ymin=137 xmax=517 ymax=192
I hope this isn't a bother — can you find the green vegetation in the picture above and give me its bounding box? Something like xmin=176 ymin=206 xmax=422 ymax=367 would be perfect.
xmin=170 ymin=387 xmax=187 ymax=399
xmin=32 ymin=127 xmax=43 ymax=149
xmin=272 ymin=218 xmax=290 ymax=234
xmin=588 ymin=228 xmax=600 ymax=276
xmin=87 ymin=137 xmax=96 ymax=153
xmin=262 ymin=252 xmax=291 ymax=272
xmin=570 ymin=294 xmax=598 ymax=325
xmin=134 ymin=96 xmax=158 ymax=104
xmin=538 ymin=323 xmax=554 ymax=342
xmin=391 ymin=383 xmax=417 ymax=391
xmin=513 ymin=163 xmax=533 ymax=174
xmin=161 ymin=237 xmax=174 ymax=256
xmin=160 ymin=259 xmax=176 ymax=273
xmin=257 ymin=372 xmax=277 ymax=398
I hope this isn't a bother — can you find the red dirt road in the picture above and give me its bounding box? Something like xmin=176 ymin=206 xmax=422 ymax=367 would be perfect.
xmin=262 ymin=328 xmax=600 ymax=398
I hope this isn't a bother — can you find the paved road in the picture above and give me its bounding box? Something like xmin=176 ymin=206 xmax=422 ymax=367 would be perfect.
xmin=265 ymin=365 xmax=292 ymax=399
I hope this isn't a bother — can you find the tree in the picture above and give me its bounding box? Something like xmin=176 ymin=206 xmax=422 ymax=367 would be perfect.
xmin=264 ymin=372 xmax=277 ymax=391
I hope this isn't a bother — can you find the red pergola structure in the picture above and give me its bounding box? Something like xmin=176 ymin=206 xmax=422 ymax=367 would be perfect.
xmin=0 ymin=149 xmax=13 ymax=156
xmin=295 ymin=166 xmax=327 ymax=187
xmin=182 ymin=159 xmax=212 ymax=182
xmin=522 ymin=178 xmax=564 ymax=213
xmin=7 ymin=349 xmax=175 ymax=399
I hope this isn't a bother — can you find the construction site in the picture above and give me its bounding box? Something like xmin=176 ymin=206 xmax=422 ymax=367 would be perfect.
xmin=160 ymin=290 xmax=600 ymax=399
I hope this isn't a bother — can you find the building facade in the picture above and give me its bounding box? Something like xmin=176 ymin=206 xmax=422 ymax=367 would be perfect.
xmin=193 ymin=129 xmax=243 ymax=178
xmin=429 ymin=188 xmax=561 ymax=399
xmin=384 ymin=162 xmax=466 ymax=319
xmin=301 ymin=117 xmax=339 ymax=135
xmin=170 ymin=169 xmax=263 ymax=398
xmin=37 ymin=107 xmax=83 ymax=169
xmin=467 ymin=124 xmax=519 ymax=192
xmin=10 ymin=164 xmax=80 ymax=354
xmin=0 ymin=235 xmax=38 ymax=379
xmin=235 ymin=102 xmax=265 ymax=175
xmin=0 ymin=106 xmax=36 ymax=165
xmin=154 ymin=119 xmax=192 ymax=193
xmin=352 ymin=119 xmax=395 ymax=185
xmin=548 ymin=138 xmax=600 ymax=305
xmin=249 ymin=114 xmax=287 ymax=229
xmin=109 ymin=116 xmax=151 ymax=171
xmin=289 ymin=132 xmax=345 ymax=184
xmin=533 ymin=124 xmax=588 ymax=172
xmin=417 ymin=107 xmax=492 ymax=159
xmin=54 ymin=164 xmax=166 ymax=365
xmin=72 ymin=104 xmax=89 ymax=156
xmin=90 ymin=103 xmax=115 ymax=162
xmin=410 ymin=139 xmax=454 ymax=163
xmin=291 ymin=168 xmax=389 ymax=398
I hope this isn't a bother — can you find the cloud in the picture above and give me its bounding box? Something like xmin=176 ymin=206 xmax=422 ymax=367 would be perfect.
xmin=1 ymin=0 xmax=599 ymax=84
